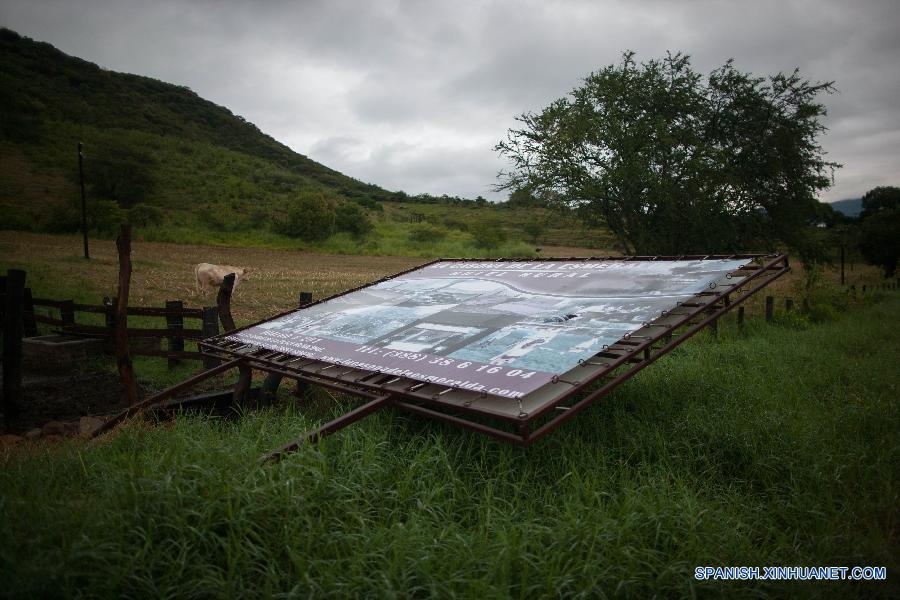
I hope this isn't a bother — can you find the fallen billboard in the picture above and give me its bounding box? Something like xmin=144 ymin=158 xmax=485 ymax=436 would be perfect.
xmin=227 ymin=258 xmax=750 ymax=399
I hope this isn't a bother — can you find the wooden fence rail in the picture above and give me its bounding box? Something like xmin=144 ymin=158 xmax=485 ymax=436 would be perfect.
xmin=23 ymin=292 xmax=215 ymax=366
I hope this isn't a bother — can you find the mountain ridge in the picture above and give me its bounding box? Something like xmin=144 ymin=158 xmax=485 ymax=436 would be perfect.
xmin=0 ymin=26 xmax=405 ymax=214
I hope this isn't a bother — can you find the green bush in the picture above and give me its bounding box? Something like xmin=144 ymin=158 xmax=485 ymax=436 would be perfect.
xmin=43 ymin=198 xmax=82 ymax=233
xmin=335 ymin=203 xmax=373 ymax=237
xmin=442 ymin=216 xmax=469 ymax=231
xmin=522 ymin=217 xmax=546 ymax=243
xmin=0 ymin=204 xmax=37 ymax=231
xmin=87 ymin=143 xmax=156 ymax=207
xmin=275 ymin=190 xmax=335 ymax=240
xmin=471 ymin=220 xmax=507 ymax=249
xmin=407 ymin=223 xmax=447 ymax=244
xmin=353 ymin=197 xmax=383 ymax=212
xmin=89 ymin=199 xmax=127 ymax=235
xmin=128 ymin=204 xmax=165 ymax=228
xmin=808 ymin=302 xmax=841 ymax=323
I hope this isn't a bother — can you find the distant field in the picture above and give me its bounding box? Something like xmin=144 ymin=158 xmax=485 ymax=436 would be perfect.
xmin=0 ymin=231 xmax=884 ymax=328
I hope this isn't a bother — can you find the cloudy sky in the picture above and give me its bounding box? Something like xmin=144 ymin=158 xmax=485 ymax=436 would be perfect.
xmin=2 ymin=0 xmax=898 ymax=203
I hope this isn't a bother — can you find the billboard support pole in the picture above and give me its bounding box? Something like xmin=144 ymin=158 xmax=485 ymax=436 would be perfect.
xmin=262 ymin=394 xmax=394 ymax=462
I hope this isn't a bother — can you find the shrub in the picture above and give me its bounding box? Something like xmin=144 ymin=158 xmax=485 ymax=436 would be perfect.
xmin=87 ymin=143 xmax=156 ymax=207
xmin=522 ymin=217 xmax=546 ymax=243
xmin=354 ymin=197 xmax=383 ymax=212
xmin=407 ymin=223 xmax=447 ymax=244
xmin=128 ymin=204 xmax=165 ymax=228
xmin=471 ymin=220 xmax=507 ymax=249
xmin=442 ymin=216 xmax=468 ymax=231
xmin=808 ymin=303 xmax=841 ymax=323
xmin=89 ymin=199 xmax=127 ymax=235
xmin=275 ymin=190 xmax=335 ymax=240
xmin=335 ymin=203 xmax=373 ymax=237
xmin=43 ymin=197 xmax=123 ymax=235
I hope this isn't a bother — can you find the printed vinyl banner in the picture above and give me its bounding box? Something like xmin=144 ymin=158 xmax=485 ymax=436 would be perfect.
xmin=228 ymin=259 xmax=749 ymax=399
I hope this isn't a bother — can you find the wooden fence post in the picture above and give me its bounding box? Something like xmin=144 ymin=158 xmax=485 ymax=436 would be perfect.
xmin=60 ymin=300 xmax=76 ymax=327
xmin=3 ymin=269 xmax=25 ymax=425
xmin=233 ymin=365 xmax=253 ymax=407
xmin=22 ymin=287 xmax=37 ymax=337
xmin=201 ymin=306 xmax=220 ymax=369
xmin=0 ymin=275 xmax=6 ymax=334
xmin=737 ymin=305 xmax=745 ymax=328
xmin=217 ymin=273 xmax=236 ymax=333
xmin=102 ymin=297 xmax=112 ymax=326
xmin=115 ymin=225 xmax=140 ymax=406
xmin=765 ymin=296 xmax=774 ymax=322
xmin=165 ymin=300 xmax=184 ymax=369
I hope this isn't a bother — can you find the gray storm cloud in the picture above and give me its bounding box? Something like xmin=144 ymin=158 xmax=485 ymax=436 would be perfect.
xmin=2 ymin=0 xmax=898 ymax=202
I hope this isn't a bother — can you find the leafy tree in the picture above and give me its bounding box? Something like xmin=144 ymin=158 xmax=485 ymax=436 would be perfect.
xmin=275 ymin=190 xmax=335 ymax=240
xmin=128 ymin=203 xmax=165 ymax=228
xmin=496 ymin=52 xmax=838 ymax=257
xmin=857 ymin=186 xmax=900 ymax=277
xmin=471 ymin=220 xmax=507 ymax=249
xmin=505 ymin=187 xmax=546 ymax=209
xmin=522 ymin=217 xmax=546 ymax=243
xmin=88 ymin=143 xmax=156 ymax=207
xmin=408 ymin=223 xmax=447 ymax=243
xmin=859 ymin=186 xmax=900 ymax=219
xmin=335 ymin=202 xmax=373 ymax=237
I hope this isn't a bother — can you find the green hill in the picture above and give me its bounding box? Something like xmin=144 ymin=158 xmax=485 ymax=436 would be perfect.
xmin=0 ymin=28 xmax=612 ymax=255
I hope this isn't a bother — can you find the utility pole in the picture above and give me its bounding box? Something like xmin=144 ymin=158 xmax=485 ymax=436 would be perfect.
xmin=78 ymin=141 xmax=89 ymax=259
xmin=840 ymin=242 xmax=845 ymax=286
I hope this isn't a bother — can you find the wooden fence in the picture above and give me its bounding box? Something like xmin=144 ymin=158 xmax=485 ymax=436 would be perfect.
xmin=2 ymin=280 xmax=237 ymax=375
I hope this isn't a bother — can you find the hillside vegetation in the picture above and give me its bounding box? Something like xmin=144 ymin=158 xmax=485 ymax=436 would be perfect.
xmin=0 ymin=28 xmax=611 ymax=256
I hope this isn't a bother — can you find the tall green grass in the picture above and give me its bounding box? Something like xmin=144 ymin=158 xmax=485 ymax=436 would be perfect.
xmin=1 ymin=297 xmax=897 ymax=598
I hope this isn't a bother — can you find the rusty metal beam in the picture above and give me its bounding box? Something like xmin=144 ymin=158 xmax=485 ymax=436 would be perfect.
xmin=262 ymin=394 xmax=394 ymax=462
xmin=92 ymin=357 xmax=243 ymax=438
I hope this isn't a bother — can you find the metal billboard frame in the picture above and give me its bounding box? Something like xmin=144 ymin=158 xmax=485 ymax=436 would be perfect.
xmin=172 ymin=254 xmax=789 ymax=460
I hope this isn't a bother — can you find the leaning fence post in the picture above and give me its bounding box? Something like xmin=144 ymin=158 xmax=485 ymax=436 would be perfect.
xmin=115 ymin=224 xmax=140 ymax=406
xmin=765 ymin=296 xmax=774 ymax=322
xmin=166 ymin=300 xmax=184 ymax=369
xmin=217 ymin=273 xmax=236 ymax=333
xmin=22 ymin=287 xmax=37 ymax=337
xmin=201 ymin=306 xmax=220 ymax=369
xmin=3 ymin=269 xmax=25 ymax=425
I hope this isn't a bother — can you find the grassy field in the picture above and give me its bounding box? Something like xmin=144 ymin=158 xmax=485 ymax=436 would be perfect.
xmin=1 ymin=290 xmax=897 ymax=598
xmin=1 ymin=231 xmax=897 ymax=597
